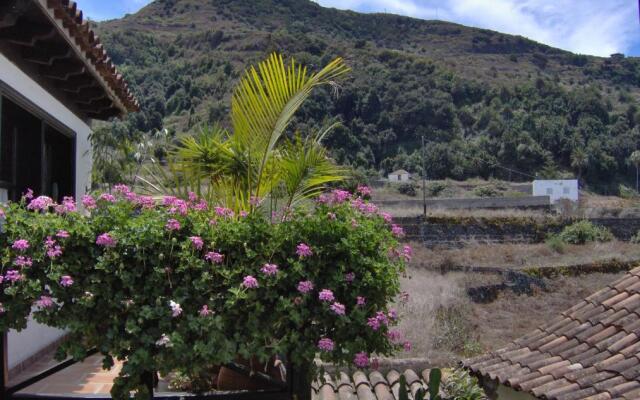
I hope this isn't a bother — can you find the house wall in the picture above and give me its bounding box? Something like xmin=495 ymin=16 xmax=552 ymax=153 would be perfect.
xmin=388 ymin=173 xmax=410 ymax=182
xmin=0 ymin=52 xmax=92 ymax=370
xmin=532 ymin=180 xmax=579 ymax=203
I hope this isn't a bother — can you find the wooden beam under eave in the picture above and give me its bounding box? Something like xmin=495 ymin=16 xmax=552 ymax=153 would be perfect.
xmin=22 ymin=44 xmax=73 ymax=65
xmin=40 ymin=60 xmax=85 ymax=80
xmin=56 ymin=75 xmax=97 ymax=92
xmin=74 ymin=93 xmax=109 ymax=106
xmin=85 ymin=107 xmax=122 ymax=120
xmin=0 ymin=20 xmax=56 ymax=46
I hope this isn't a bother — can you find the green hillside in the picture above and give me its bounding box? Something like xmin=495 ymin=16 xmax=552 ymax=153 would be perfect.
xmin=96 ymin=0 xmax=640 ymax=190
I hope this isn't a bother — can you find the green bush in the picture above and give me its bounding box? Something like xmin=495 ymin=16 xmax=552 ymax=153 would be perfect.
xmin=0 ymin=188 xmax=407 ymax=398
xmin=443 ymin=368 xmax=487 ymax=400
xmin=472 ymin=185 xmax=498 ymax=198
xmin=558 ymin=220 xmax=614 ymax=244
xmin=398 ymin=182 xmax=417 ymax=197
xmin=546 ymin=235 xmax=566 ymax=253
xmin=426 ymin=181 xmax=448 ymax=197
xmin=619 ymin=184 xmax=638 ymax=199
xmin=631 ymin=231 xmax=640 ymax=244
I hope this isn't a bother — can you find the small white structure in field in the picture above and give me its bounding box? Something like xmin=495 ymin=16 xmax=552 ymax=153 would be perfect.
xmin=532 ymin=179 xmax=579 ymax=203
xmin=388 ymin=169 xmax=411 ymax=182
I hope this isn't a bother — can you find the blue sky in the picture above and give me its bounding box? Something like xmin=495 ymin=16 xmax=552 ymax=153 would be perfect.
xmin=76 ymin=0 xmax=640 ymax=57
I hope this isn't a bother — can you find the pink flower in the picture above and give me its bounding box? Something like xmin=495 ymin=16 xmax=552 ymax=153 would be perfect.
xmin=357 ymin=296 xmax=366 ymax=306
xmin=193 ymin=200 xmax=208 ymax=211
xmin=165 ymin=219 xmax=181 ymax=231
xmin=12 ymin=239 xmax=29 ymax=251
xmin=387 ymin=330 xmax=402 ymax=343
xmin=367 ymin=317 xmax=381 ymax=330
xmin=168 ymin=199 xmax=188 ymax=215
xmin=250 ymin=196 xmax=261 ymax=206
xmin=327 ymin=212 xmax=336 ymax=220
xmin=371 ymin=358 xmax=380 ymax=370
xmin=319 ymin=289 xmax=335 ymax=302
xmin=403 ymin=341 xmax=412 ymax=352
xmin=297 ymin=280 xmax=314 ymax=294
xmin=169 ymin=300 xmax=182 ymax=317
xmin=242 ymin=275 xmax=259 ymax=289
xmin=296 ymin=243 xmax=312 ymax=258
xmin=163 ymin=196 xmax=177 ymax=206
xmin=36 ymin=296 xmax=54 ymax=308
xmin=380 ymin=212 xmax=393 ymax=223
xmin=60 ymin=275 xmax=74 ymax=287
xmin=0 ymin=303 xmax=4 ymax=313
xmin=261 ymin=263 xmax=278 ymax=276
xmin=14 ymin=256 xmax=32 ymax=267
xmin=27 ymin=196 xmax=53 ymax=211
xmin=156 ymin=334 xmax=172 ymax=347
xmin=199 ymin=305 xmax=213 ymax=316
xmin=188 ymin=192 xmax=198 ymax=202
xmin=81 ymin=195 xmax=96 ymax=209
xmin=56 ymin=230 xmax=70 ymax=238
xmin=60 ymin=196 xmax=76 ymax=213
xmin=205 ymin=252 xmax=224 ymax=264
xmin=331 ymin=189 xmax=351 ymax=204
xmin=375 ymin=311 xmax=389 ymax=326
xmin=96 ymin=233 xmax=116 ymax=247
xmin=345 ymin=272 xmax=355 ymax=283
xmin=239 ymin=211 xmax=248 ymax=218
xmin=5 ymin=270 xmax=23 ymax=282
xmin=23 ymin=188 xmax=34 ymax=200
xmin=354 ymin=352 xmax=369 ymax=368
xmin=402 ymin=245 xmax=412 ymax=262
xmin=0 ymin=208 xmax=5 ymax=218
xmin=214 ymin=207 xmax=234 ymax=218
xmin=47 ymin=246 xmax=63 ymax=259
xmin=318 ymin=338 xmax=334 ymax=352
xmin=391 ymin=224 xmax=405 ymax=238
xmin=99 ymin=193 xmax=116 ymax=203
xmin=189 ymin=236 xmax=204 ymax=250
xmin=357 ymin=185 xmax=371 ymax=196
xmin=137 ymin=196 xmax=156 ymax=209
xmin=388 ymin=308 xmax=398 ymax=320
xmin=114 ymin=184 xmax=130 ymax=194
xmin=330 ymin=302 xmax=345 ymax=315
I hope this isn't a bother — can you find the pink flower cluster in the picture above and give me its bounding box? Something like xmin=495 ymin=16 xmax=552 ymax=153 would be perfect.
xmin=13 ymin=256 xmax=32 ymax=267
xmin=391 ymin=224 xmax=405 ymax=238
xmin=297 ymin=280 xmax=314 ymax=294
xmin=319 ymin=289 xmax=334 ymax=302
xmin=12 ymin=239 xmax=29 ymax=251
xmin=165 ymin=219 xmax=181 ymax=231
xmin=199 ymin=305 xmax=213 ymax=316
xmin=367 ymin=311 xmax=391 ymax=331
xmin=402 ymin=245 xmax=412 ymax=262
xmin=189 ymin=236 xmax=204 ymax=250
xmin=96 ymin=233 xmax=116 ymax=247
xmin=45 ymin=237 xmax=63 ymax=259
xmin=317 ymin=338 xmax=334 ymax=352
xmin=330 ymin=302 xmax=345 ymax=315
xmin=357 ymin=296 xmax=366 ymax=306
xmin=205 ymin=252 xmax=224 ymax=264
xmin=214 ymin=206 xmax=235 ymax=218
xmin=82 ymin=195 xmax=97 ymax=209
xmin=27 ymin=196 xmax=54 ymax=211
xmin=345 ymin=272 xmax=355 ymax=283
xmin=242 ymin=275 xmax=259 ymax=289
xmin=296 ymin=243 xmax=312 ymax=258
xmin=261 ymin=263 xmax=278 ymax=276
xmin=60 ymin=275 xmax=74 ymax=287
xmin=5 ymin=270 xmax=23 ymax=282
xmin=36 ymin=295 xmax=54 ymax=309
xmin=169 ymin=300 xmax=182 ymax=317
xmin=356 ymin=185 xmax=372 ymax=196
xmin=55 ymin=196 xmax=76 ymax=214
xmin=99 ymin=193 xmax=116 ymax=203
xmin=354 ymin=352 xmax=369 ymax=368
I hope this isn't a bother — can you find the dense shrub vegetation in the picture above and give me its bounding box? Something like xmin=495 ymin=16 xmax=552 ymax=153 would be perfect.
xmin=0 ymin=188 xmax=408 ymax=398
xmin=555 ymin=220 xmax=614 ymax=245
xmin=96 ymin=0 xmax=640 ymax=191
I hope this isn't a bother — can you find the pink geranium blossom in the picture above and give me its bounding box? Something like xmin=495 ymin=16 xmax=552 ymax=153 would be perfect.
xmin=60 ymin=275 xmax=74 ymax=287
xmin=356 ymin=185 xmax=371 ymax=196
xmin=113 ymin=184 xmax=130 ymax=194
xmin=99 ymin=193 xmax=116 ymax=203
xmin=156 ymin=334 xmax=172 ymax=347
xmin=165 ymin=219 xmax=181 ymax=231
xmin=36 ymin=296 xmax=54 ymax=308
xmin=81 ymin=195 xmax=96 ymax=209
xmin=205 ymin=252 xmax=224 ymax=264
xmin=317 ymin=338 xmax=334 ymax=352
xmin=357 ymin=296 xmax=366 ymax=306
xmin=297 ymin=280 xmax=314 ymax=294
xmin=403 ymin=341 xmax=412 ymax=352
xmin=169 ymin=300 xmax=182 ymax=317
xmin=27 ymin=196 xmax=53 ymax=211
xmin=402 ymin=245 xmax=412 ymax=262
xmin=96 ymin=233 xmax=116 ymax=247
xmin=23 ymin=188 xmax=34 ymax=200
xmin=13 ymin=256 xmax=32 ymax=267
xmin=5 ymin=270 xmax=23 ymax=282
xmin=380 ymin=212 xmax=393 ymax=223
xmin=391 ymin=224 xmax=405 ymax=238
xmin=330 ymin=302 xmax=345 ymax=315
xmin=12 ymin=239 xmax=29 ymax=251
xmin=56 ymin=230 xmax=70 ymax=238
xmin=261 ymin=263 xmax=278 ymax=276
xmin=345 ymin=272 xmax=355 ymax=283
xmin=367 ymin=317 xmax=381 ymax=331
xmin=319 ymin=289 xmax=335 ymax=302
xmin=47 ymin=246 xmax=63 ymax=259
xmin=242 ymin=275 xmax=258 ymax=289
xmin=296 ymin=243 xmax=312 ymax=258
xmin=189 ymin=236 xmax=204 ymax=250
xmin=387 ymin=330 xmax=402 ymax=343
xmin=199 ymin=305 xmax=213 ymax=316
xmin=354 ymin=352 xmax=369 ymax=368
xmin=58 ymin=196 xmax=76 ymax=213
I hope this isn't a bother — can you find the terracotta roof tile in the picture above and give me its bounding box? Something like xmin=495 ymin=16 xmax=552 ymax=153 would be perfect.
xmin=463 ymin=267 xmax=640 ymax=400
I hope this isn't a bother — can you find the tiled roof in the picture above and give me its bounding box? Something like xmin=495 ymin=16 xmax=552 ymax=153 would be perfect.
xmin=463 ymin=266 xmax=640 ymax=400
xmin=44 ymin=0 xmax=139 ymax=113
xmin=312 ymin=368 xmax=440 ymax=400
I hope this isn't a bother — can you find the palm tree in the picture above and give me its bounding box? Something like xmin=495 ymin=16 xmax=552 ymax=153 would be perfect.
xmin=570 ymin=148 xmax=588 ymax=184
xmin=629 ymin=150 xmax=640 ymax=192
xmin=139 ymin=53 xmax=350 ymax=212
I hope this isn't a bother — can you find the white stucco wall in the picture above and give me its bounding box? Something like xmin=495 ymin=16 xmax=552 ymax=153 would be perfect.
xmin=1 ymin=53 xmax=93 ymax=370
xmin=532 ymin=179 xmax=578 ymax=203
xmin=388 ymin=173 xmax=410 ymax=182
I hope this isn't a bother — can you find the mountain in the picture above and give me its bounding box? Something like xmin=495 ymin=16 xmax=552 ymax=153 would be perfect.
xmin=95 ymin=0 xmax=640 ymax=190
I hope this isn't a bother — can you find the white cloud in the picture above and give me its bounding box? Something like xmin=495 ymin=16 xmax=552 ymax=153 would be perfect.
xmin=314 ymin=0 xmax=639 ymax=56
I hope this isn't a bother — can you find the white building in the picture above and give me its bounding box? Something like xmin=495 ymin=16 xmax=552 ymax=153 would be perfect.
xmin=1 ymin=0 xmax=137 ymax=376
xmin=388 ymin=169 xmax=411 ymax=182
xmin=532 ymin=179 xmax=579 ymax=203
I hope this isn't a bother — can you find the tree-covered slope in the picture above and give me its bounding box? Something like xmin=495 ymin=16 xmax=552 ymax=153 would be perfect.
xmin=96 ymin=0 xmax=640 ymax=189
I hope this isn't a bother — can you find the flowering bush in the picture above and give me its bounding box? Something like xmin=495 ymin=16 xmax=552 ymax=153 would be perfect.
xmin=0 ymin=187 xmax=407 ymax=398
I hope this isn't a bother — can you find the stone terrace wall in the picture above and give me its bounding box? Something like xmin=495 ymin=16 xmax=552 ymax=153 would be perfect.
xmin=397 ymin=216 xmax=640 ymax=246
